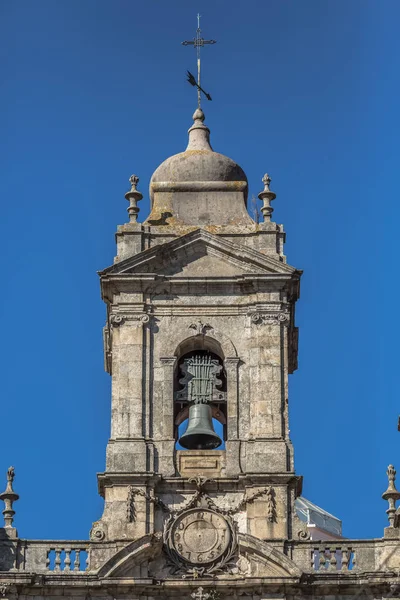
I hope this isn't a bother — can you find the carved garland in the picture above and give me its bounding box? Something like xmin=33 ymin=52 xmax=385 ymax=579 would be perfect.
xmin=265 ymin=486 xmax=276 ymax=522
xmin=126 ymin=477 xmax=277 ymax=579
xmin=127 ymin=485 xmax=136 ymax=523
xmin=127 ymin=477 xmax=275 ymax=518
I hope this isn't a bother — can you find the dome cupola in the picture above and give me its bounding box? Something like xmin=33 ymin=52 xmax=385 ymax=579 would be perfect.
xmin=146 ymin=109 xmax=251 ymax=227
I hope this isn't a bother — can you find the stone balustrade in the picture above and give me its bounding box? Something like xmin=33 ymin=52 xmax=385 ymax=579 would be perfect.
xmin=0 ymin=537 xmax=395 ymax=575
xmin=311 ymin=545 xmax=355 ymax=571
xmin=0 ymin=540 xmax=90 ymax=573
xmin=291 ymin=539 xmax=380 ymax=573
xmin=46 ymin=546 xmax=89 ymax=572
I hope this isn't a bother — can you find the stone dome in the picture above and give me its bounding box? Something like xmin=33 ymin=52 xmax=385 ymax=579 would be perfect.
xmin=149 ymin=108 xmax=248 ymax=205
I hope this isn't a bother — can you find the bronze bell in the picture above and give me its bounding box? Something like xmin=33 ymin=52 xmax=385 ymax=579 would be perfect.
xmin=179 ymin=403 xmax=222 ymax=450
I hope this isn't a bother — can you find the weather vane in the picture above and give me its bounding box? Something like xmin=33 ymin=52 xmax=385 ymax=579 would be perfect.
xmin=182 ymin=14 xmax=216 ymax=107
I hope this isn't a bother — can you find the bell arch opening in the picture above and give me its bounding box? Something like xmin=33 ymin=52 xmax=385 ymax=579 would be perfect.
xmin=174 ymin=335 xmax=226 ymax=360
xmin=173 ymin=347 xmax=227 ymax=450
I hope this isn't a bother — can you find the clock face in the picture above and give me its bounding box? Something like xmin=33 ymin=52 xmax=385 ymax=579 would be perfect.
xmin=169 ymin=508 xmax=231 ymax=565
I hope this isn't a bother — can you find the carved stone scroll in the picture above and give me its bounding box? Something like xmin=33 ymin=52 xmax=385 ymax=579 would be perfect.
xmin=110 ymin=313 xmax=150 ymax=327
xmin=249 ymin=311 xmax=289 ymax=325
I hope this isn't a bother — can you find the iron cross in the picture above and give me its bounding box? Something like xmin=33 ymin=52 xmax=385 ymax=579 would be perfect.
xmin=182 ymin=14 xmax=216 ymax=107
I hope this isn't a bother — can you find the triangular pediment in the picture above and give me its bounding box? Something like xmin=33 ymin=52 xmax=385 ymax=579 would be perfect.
xmin=100 ymin=229 xmax=297 ymax=278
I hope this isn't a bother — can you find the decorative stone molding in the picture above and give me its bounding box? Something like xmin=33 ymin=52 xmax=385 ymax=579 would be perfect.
xmin=189 ymin=320 xmax=213 ymax=335
xmin=160 ymin=356 xmax=178 ymax=366
xmin=129 ymin=488 xmax=171 ymax=514
xmin=110 ymin=313 xmax=150 ymax=327
xmin=126 ymin=485 xmax=136 ymax=523
xmin=110 ymin=314 xmax=126 ymax=326
xmin=382 ymin=464 xmax=400 ymax=528
xmin=249 ymin=311 xmax=290 ymax=325
xmin=224 ymin=357 xmax=240 ymax=367
xmin=125 ymin=174 xmax=143 ymax=223
xmin=132 ymin=478 xmax=276 ymax=521
xmin=191 ymin=588 xmax=212 ymax=600
xmin=90 ymin=521 xmax=106 ymax=541
xmin=258 ymin=173 xmax=276 ymax=222
xmin=0 ymin=584 xmax=16 ymax=599
xmin=103 ymin=324 xmax=112 ymax=374
xmin=288 ymin=326 xmax=299 ymax=374
xmin=265 ymin=486 xmax=276 ymax=523
xmin=0 ymin=466 xmax=19 ymax=531
xmin=297 ymin=528 xmax=311 ymax=540
xmin=163 ymin=491 xmax=238 ymax=578
xmin=389 ymin=582 xmax=400 ymax=598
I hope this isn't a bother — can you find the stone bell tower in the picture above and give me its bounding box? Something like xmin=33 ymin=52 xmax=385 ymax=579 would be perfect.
xmin=2 ymin=103 xmax=400 ymax=600
xmin=92 ymin=107 xmax=304 ymax=564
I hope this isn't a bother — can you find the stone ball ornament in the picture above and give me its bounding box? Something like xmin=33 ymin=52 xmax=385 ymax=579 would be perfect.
xmin=164 ymin=508 xmax=237 ymax=576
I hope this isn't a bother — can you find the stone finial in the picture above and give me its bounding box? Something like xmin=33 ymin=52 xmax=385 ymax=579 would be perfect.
xmin=382 ymin=465 xmax=400 ymax=527
xmin=193 ymin=108 xmax=205 ymax=124
xmin=125 ymin=174 xmax=143 ymax=223
xmin=258 ymin=173 xmax=276 ymax=222
xmin=186 ymin=108 xmax=213 ymax=151
xmin=0 ymin=466 xmax=19 ymax=531
xmin=129 ymin=174 xmax=139 ymax=188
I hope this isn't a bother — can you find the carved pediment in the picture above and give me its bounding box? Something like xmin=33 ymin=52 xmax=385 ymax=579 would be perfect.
xmin=96 ymin=532 xmax=302 ymax=581
xmin=236 ymin=535 xmax=303 ymax=579
xmin=96 ymin=533 xmax=163 ymax=578
xmin=100 ymin=229 xmax=297 ymax=279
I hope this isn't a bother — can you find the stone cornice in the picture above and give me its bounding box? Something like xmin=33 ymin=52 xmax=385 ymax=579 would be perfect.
xmin=151 ymin=181 xmax=248 ymax=193
xmin=100 ymin=228 xmax=299 ymax=277
xmin=100 ymin=273 xmax=300 ymax=302
xmin=97 ymin=472 xmax=161 ymax=496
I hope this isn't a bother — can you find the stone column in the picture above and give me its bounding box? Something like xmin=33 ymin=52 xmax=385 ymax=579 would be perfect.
xmin=157 ymin=356 xmax=177 ymax=475
xmin=159 ymin=356 xmax=177 ymax=438
xmin=224 ymin=357 xmax=240 ymax=439
xmin=106 ymin=314 xmax=148 ymax=472
xmin=245 ymin=310 xmax=291 ymax=473
xmin=225 ymin=357 xmax=240 ymax=476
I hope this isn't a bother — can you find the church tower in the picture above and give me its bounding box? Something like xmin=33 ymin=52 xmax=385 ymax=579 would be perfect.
xmin=3 ymin=70 xmax=400 ymax=600
xmin=91 ymin=106 xmax=305 ymax=572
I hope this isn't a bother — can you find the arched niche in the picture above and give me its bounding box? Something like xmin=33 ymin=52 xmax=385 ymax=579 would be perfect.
xmin=174 ymin=334 xmax=226 ymax=360
xmin=162 ymin=326 xmax=238 ymax=361
xmin=158 ymin=331 xmax=239 ymax=444
xmin=173 ymin=341 xmax=227 ymax=446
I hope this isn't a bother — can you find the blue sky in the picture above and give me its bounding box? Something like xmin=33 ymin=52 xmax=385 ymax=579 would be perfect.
xmin=0 ymin=0 xmax=399 ymax=540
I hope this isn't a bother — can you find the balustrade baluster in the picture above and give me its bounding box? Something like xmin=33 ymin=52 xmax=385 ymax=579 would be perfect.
xmin=85 ymin=551 xmax=89 ymax=571
xmin=311 ymin=549 xmax=317 ymax=571
xmin=64 ymin=549 xmax=71 ymax=572
xmin=46 ymin=550 xmax=51 ymax=571
xmin=319 ymin=547 xmax=326 ymax=570
xmin=342 ymin=548 xmax=349 ymax=571
xmin=74 ymin=549 xmax=81 ymax=571
xmin=54 ymin=549 xmax=62 ymax=572
xmin=330 ymin=547 xmax=338 ymax=571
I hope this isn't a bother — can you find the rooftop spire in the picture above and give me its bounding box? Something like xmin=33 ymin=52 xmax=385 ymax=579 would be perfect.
xmin=186 ymin=108 xmax=213 ymax=151
xmin=182 ymin=15 xmax=216 ymax=107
